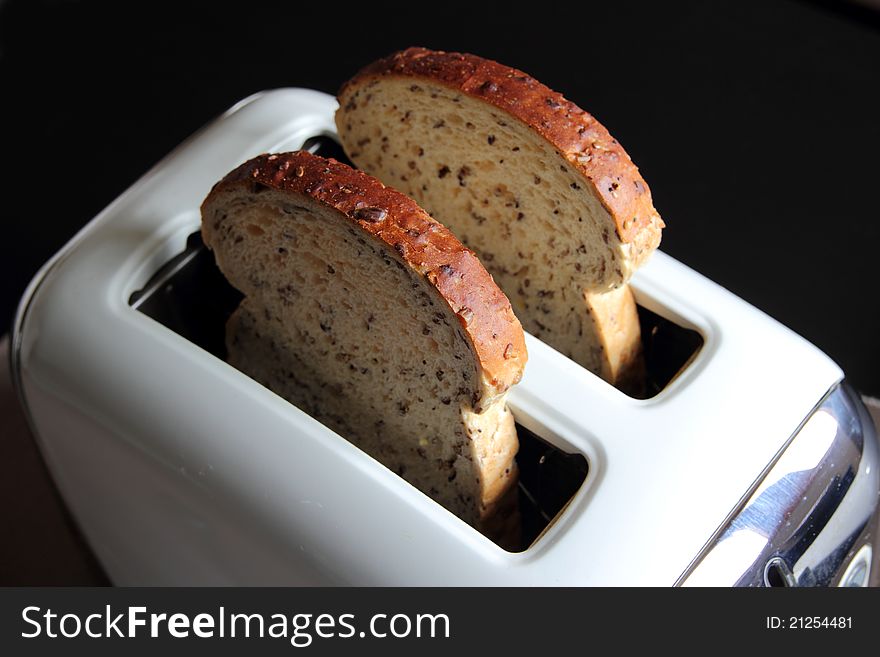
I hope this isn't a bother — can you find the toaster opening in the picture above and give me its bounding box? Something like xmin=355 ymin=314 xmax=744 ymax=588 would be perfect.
xmin=633 ymin=305 xmax=703 ymax=398
xmin=128 ymin=228 xmax=588 ymax=552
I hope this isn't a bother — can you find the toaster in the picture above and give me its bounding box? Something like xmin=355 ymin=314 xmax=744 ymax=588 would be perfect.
xmin=10 ymin=89 xmax=880 ymax=586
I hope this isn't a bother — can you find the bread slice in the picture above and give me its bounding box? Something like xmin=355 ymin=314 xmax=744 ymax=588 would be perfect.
xmin=201 ymin=151 xmax=526 ymax=546
xmin=336 ymin=47 xmax=663 ymax=390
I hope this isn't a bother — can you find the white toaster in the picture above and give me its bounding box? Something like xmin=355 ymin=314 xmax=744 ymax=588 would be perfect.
xmin=10 ymin=89 xmax=879 ymax=586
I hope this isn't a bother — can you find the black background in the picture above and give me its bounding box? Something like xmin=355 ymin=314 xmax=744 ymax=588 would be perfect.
xmin=1 ymin=0 xmax=879 ymax=395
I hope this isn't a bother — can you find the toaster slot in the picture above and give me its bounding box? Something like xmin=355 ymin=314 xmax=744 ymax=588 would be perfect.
xmin=515 ymin=423 xmax=588 ymax=548
xmin=128 ymin=227 xmax=588 ymax=552
xmin=634 ymin=305 xmax=703 ymax=398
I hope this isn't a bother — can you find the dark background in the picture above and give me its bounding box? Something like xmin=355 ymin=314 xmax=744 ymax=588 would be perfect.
xmin=0 ymin=0 xmax=878 ymax=586
xmin=2 ymin=0 xmax=878 ymax=396
xmin=0 ymin=0 xmax=878 ymax=401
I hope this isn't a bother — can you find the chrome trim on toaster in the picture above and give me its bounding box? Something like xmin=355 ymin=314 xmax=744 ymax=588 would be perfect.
xmin=679 ymin=382 xmax=880 ymax=586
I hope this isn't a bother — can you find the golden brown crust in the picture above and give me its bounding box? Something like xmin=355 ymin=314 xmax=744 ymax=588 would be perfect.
xmin=202 ymin=150 xmax=526 ymax=399
xmin=339 ymin=46 xmax=663 ymax=245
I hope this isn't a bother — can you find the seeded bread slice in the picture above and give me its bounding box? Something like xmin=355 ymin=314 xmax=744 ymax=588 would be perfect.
xmin=336 ymin=47 xmax=663 ymax=389
xmin=201 ymin=151 xmax=525 ymax=546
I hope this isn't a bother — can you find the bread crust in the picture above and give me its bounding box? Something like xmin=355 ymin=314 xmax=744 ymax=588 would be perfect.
xmin=202 ymin=150 xmax=526 ymax=400
xmin=339 ymin=46 xmax=663 ymax=254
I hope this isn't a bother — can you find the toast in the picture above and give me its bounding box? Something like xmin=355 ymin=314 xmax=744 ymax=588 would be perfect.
xmin=337 ymin=48 xmax=663 ymax=391
xmin=201 ymin=150 xmax=525 ymax=546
